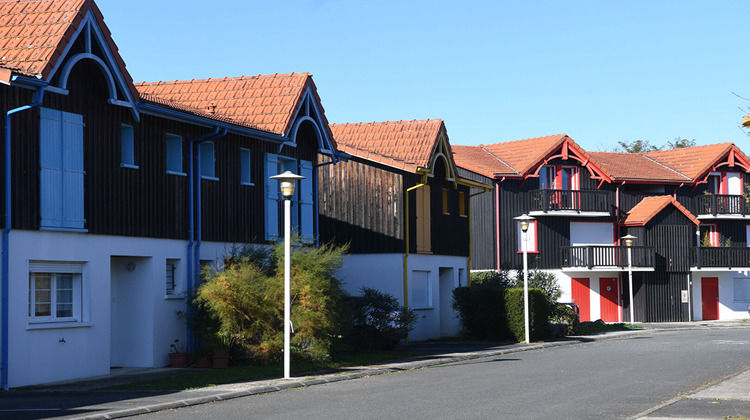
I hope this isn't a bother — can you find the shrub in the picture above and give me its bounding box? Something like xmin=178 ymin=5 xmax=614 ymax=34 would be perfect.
xmin=551 ymin=303 xmax=580 ymax=336
xmin=469 ymin=271 xmax=510 ymax=288
xmin=508 ymin=266 xmax=561 ymax=303
xmin=346 ymin=287 xmax=418 ymax=351
xmin=452 ymin=286 xmax=509 ymax=340
xmin=504 ymin=288 xmax=551 ymax=342
xmin=196 ymin=242 xmax=348 ymax=364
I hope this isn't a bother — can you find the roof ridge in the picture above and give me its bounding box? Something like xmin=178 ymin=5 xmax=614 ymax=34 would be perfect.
xmin=330 ymin=119 xmax=442 ymax=127
xmin=479 ymin=145 xmax=519 ymax=175
xmin=135 ymin=72 xmax=310 ymax=86
xmin=481 ymin=133 xmax=566 ymax=148
xmin=640 ymin=154 xmax=691 ymax=180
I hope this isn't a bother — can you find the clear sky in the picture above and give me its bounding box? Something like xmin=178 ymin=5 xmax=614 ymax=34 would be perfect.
xmin=95 ymin=0 xmax=750 ymax=151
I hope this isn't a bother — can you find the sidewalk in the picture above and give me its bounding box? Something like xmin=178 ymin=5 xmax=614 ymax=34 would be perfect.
xmin=2 ymin=322 xmax=749 ymax=420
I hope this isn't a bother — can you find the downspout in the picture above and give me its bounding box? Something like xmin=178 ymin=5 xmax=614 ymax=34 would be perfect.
xmin=2 ymin=86 xmax=46 ymax=390
xmin=404 ymin=178 xmax=427 ymax=342
xmin=186 ymin=126 xmax=224 ymax=353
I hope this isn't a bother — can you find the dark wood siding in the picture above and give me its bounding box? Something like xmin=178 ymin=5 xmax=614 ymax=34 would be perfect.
xmin=457 ymin=167 xmax=495 ymax=270
xmin=318 ymin=156 xmax=404 ymax=253
xmin=623 ymin=271 xmax=690 ymax=322
xmin=428 ymin=158 xmax=470 ymax=257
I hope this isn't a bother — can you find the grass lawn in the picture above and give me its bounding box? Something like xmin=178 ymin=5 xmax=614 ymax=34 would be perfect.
xmin=100 ymin=350 xmax=427 ymax=391
xmin=579 ymin=322 xmax=642 ymax=335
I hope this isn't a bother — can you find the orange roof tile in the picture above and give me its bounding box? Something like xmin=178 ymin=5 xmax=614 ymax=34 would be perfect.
xmin=136 ymin=73 xmax=322 ymax=137
xmin=330 ymin=119 xmax=444 ymax=172
xmin=644 ymin=143 xmax=735 ymax=180
xmin=622 ymin=195 xmax=699 ymax=226
xmin=588 ymin=151 xmax=690 ymax=182
xmin=452 ymin=144 xmax=516 ymax=178
xmin=479 ymin=134 xmax=569 ymax=176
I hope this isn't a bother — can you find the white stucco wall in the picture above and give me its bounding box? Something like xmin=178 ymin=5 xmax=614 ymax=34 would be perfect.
xmin=6 ymin=229 xmax=233 ymax=388
xmin=692 ymin=271 xmax=750 ymax=321
xmin=337 ymin=253 xmax=466 ymax=342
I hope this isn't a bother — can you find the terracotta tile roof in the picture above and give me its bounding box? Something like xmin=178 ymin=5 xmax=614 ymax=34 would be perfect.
xmin=588 ymin=151 xmax=690 ymax=182
xmin=452 ymin=144 xmax=516 ymax=178
xmin=644 ymin=143 xmax=735 ymax=180
xmin=136 ymin=73 xmax=324 ymax=137
xmin=0 ymin=0 xmax=136 ymax=95
xmin=330 ymin=119 xmax=444 ymax=172
xmin=622 ymin=195 xmax=699 ymax=226
xmin=479 ymin=134 xmax=569 ymax=176
xmin=0 ymin=0 xmax=87 ymax=78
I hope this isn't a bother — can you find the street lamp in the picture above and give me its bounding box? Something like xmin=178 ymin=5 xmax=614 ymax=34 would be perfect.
xmin=515 ymin=214 xmax=535 ymax=344
xmin=270 ymin=170 xmax=305 ymax=379
xmin=622 ymin=234 xmax=636 ymax=330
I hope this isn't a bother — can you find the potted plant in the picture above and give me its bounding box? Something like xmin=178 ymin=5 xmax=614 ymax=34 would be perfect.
xmin=194 ymin=346 xmax=213 ymax=368
xmin=168 ymin=339 xmax=189 ymax=368
xmin=212 ymin=334 xmax=232 ymax=369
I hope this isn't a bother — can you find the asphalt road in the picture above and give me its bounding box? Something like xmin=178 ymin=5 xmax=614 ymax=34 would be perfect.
xmin=141 ymin=328 xmax=750 ymax=419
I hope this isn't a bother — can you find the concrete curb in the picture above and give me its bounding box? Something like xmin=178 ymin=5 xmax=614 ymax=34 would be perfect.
xmin=71 ymin=330 xmax=646 ymax=420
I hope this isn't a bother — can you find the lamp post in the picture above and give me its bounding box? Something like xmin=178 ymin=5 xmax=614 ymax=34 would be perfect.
xmin=270 ymin=170 xmax=305 ymax=379
xmin=622 ymin=234 xmax=636 ymax=330
xmin=515 ymin=214 xmax=535 ymax=344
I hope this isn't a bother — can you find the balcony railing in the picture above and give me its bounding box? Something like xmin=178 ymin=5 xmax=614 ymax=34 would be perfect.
xmin=696 ymin=194 xmax=750 ymax=216
xmin=560 ymin=246 xmax=655 ymax=269
xmin=692 ymin=247 xmax=750 ymax=269
xmin=529 ymin=189 xmax=612 ymax=214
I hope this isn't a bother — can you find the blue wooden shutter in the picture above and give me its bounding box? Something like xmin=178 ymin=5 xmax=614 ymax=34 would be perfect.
xmin=299 ymin=160 xmax=314 ymax=243
xmin=264 ymin=153 xmax=280 ymax=241
xmin=61 ymin=112 xmax=85 ymax=229
xmin=40 ymin=108 xmax=64 ymax=227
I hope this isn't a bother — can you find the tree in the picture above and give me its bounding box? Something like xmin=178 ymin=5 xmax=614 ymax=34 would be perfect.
xmin=615 ymin=139 xmax=660 ymax=153
xmin=665 ymin=137 xmax=696 ymax=149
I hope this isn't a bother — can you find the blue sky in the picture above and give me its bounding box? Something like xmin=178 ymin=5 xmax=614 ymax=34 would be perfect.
xmin=96 ymin=0 xmax=750 ymax=151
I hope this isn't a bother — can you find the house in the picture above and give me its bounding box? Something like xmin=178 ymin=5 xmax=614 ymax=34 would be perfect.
xmin=0 ymin=0 xmax=339 ymax=388
xmin=318 ymin=119 xmax=491 ymax=341
xmin=454 ymin=135 xmax=750 ymax=324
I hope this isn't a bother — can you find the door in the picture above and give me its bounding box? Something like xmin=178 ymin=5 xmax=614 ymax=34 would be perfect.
xmin=701 ymin=277 xmax=719 ymax=320
xmin=599 ymin=278 xmax=619 ymax=322
xmin=571 ymin=278 xmax=590 ymax=322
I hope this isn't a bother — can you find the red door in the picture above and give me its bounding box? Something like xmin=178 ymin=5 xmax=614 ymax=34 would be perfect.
xmin=571 ymin=278 xmax=590 ymax=322
xmin=599 ymin=278 xmax=619 ymax=322
xmin=701 ymin=277 xmax=719 ymax=320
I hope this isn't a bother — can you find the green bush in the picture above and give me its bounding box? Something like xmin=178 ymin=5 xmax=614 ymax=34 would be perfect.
xmin=345 ymin=287 xmax=418 ymax=351
xmin=504 ymin=288 xmax=551 ymax=342
xmin=452 ymin=286 xmax=509 ymax=340
xmin=551 ymin=303 xmax=580 ymax=336
xmin=196 ymin=242 xmax=348 ymax=364
xmin=469 ymin=271 xmax=510 ymax=288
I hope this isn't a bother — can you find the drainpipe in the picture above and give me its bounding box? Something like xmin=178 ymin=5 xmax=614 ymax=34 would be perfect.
xmin=186 ymin=127 xmax=225 ymax=353
xmin=403 ymin=179 xmax=427 ymax=342
xmin=2 ymin=86 xmax=46 ymax=390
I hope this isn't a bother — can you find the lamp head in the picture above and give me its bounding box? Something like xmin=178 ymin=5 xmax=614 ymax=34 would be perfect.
xmin=621 ymin=234 xmax=636 ymax=247
xmin=514 ymin=214 xmax=535 ymax=233
xmin=270 ymin=171 xmax=305 ymax=200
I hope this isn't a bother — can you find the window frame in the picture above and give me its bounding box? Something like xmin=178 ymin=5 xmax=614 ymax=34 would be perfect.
xmin=199 ymin=141 xmax=218 ymax=181
xmin=411 ymin=270 xmax=432 ymax=309
xmin=458 ymin=190 xmax=467 ymax=217
xmin=240 ymin=148 xmax=254 ymax=186
xmin=700 ymin=223 xmax=719 ymax=247
xmin=28 ymin=262 xmax=84 ymax=324
xmin=120 ymin=124 xmax=138 ymax=169
xmin=165 ymin=133 xmax=185 ymax=176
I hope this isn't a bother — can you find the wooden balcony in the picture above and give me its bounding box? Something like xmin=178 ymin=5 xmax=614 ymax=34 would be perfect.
xmin=528 ymin=189 xmax=613 ymax=216
xmin=692 ymin=247 xmax=750 ymax=269
xmin=560 ymin=245 xmax=655 ymax=270
xmin=696 ymin=194 xmax=750 ymax=218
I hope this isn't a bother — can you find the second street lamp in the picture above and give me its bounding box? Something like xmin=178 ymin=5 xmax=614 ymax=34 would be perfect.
xmin=515 ymin=214 xmax=535 ymax=344
xmin=622 ymin=234 xmax=636 ymax=330
xmin=269 ymin=170 xmax=305 ymax=379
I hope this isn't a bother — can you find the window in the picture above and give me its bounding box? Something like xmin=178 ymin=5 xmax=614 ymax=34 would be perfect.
xmin=734 ymin=278 xmax=750 ymax=302
xmin=39 ymin=108 xmax=86 ymax=230
xmin=700 ymin=224 xmax=719 ymax=247
xmin=240 ymin=148 xmax=253 ymax=185
xmin=539 ymin=165 xmax=579 ymax=190
xmin=442 ymin=188 xmax=450 ymax=215
xmin=415 ymin=185 xmax=432 ymax=253
xmin=709 ymin=172 xmax=742 ymax=195
xmin=120 ymin=124 xmax=137 ymax=168
xmin=166 ymin=260 xmax=177 ymax=296
xmin=264 ymin=153 xmax=314 ymax=243
xmin=458 ymin=191 xmax=467 ymax=217
xmin=200 ymin=141 xmax=217 ymax=180
xmin=28 ymin=262 xmax=83 ymax=323
xmin=411 ymin=270 xmax=432 ymax=308
xmin=517 ymin=219 xmax=538 ymax=253
xmin=166 ymin=134 xmax=184 ymax=175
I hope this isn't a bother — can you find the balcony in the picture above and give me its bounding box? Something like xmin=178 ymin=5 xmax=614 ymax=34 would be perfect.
xmin=560 ymin=246 xmax=655 ymax=270
xmin=529 ymin=189 xmax=612 ymax=216
xmin=696 ymin=194 xmax=750 ymax=219
xmin=692 ymin=247 xmax=750 ymax=269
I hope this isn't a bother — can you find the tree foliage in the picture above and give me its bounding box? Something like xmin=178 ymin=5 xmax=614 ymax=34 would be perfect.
xmin=195 ymin=242 xmax=348 ymax=364
xmin=615 ymin=139 xmax=660 ymax=153
xmin=665 ymin=137 xmax=696 ymax=149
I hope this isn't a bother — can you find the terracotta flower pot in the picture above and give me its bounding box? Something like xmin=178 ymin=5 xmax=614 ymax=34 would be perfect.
xmin=169 ymin=352 xmax=189 ymax=368
xmin=195 ymin=356 xmax=212 ymax=368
